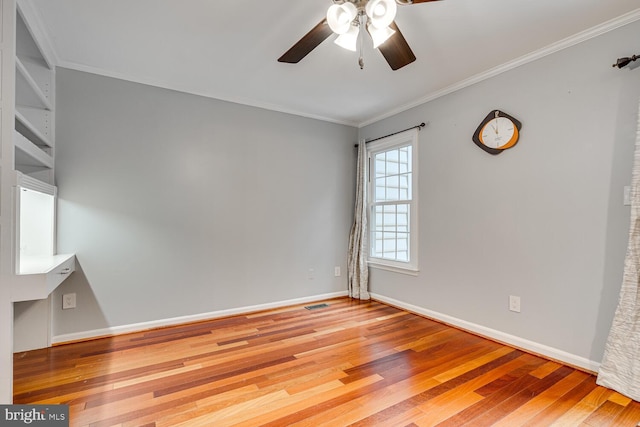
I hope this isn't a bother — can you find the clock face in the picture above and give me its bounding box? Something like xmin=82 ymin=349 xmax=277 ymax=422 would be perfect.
xmin=472 ymin=110 xmax=522 ymax=155
xmin=480 ymin=117 xmax=518 ymax=149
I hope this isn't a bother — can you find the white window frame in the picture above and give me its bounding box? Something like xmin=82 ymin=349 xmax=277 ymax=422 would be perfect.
xmin=367 ymin=128 xmax=419 ymax=275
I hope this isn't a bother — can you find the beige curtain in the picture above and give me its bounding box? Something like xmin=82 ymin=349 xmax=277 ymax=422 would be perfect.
xmin=348 ymin=140 xmax=369 ymax=300
xmin=596 ymin=100 xmax=640 ymax=401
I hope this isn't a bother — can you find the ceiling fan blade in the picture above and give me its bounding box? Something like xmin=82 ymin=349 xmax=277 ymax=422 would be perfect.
xmin=278 ymin=19 xmax=333 ymax=64
xmin=377 ymin=21 xmax=416 ymax=70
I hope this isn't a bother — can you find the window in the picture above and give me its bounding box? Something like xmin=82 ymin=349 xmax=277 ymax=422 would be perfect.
xmin=367 ymin=129 xmax=418 ymax=274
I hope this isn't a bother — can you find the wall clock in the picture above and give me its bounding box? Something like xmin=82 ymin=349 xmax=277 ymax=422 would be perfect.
xmin=472 ymin=110 xmax=522 ymax=155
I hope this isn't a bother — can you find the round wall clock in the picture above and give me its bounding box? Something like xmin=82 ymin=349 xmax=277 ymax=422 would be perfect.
xmin=472 ymin=110 xmax=522 ymax=155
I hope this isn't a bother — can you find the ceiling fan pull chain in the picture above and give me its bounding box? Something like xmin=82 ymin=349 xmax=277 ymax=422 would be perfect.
xmin=358 ymin=13 xmax=365 ymax=69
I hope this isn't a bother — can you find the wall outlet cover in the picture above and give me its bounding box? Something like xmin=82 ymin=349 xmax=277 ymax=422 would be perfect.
xmin=62 ymin=293 xmax=76 ymax=310
xmin=509 ymin=295 xmax=521 ymax=313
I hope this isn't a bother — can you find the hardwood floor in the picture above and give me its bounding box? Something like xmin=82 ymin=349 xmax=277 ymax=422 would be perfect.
xmin=13 ymin=297 xmax=640 ymax=426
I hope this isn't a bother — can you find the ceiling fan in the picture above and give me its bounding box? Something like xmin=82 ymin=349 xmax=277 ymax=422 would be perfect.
xmin=278 ymin=0 xmax=440 ymax=71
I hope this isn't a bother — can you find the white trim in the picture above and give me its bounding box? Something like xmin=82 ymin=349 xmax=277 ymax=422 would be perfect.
xmin=358 ymin=8 xmax=640 ymax=127
xmin=370 ymin=293 xmax=601 ymax=373
xmin=52 ymin=291 xmax=348 ymax=345
xmin=54 ymin=61 xmax=359 ymax=128
xmin=14 ymin=170 xmax=55 ymax=195
xmin=368 ymin=260 xmax=419 ymax=276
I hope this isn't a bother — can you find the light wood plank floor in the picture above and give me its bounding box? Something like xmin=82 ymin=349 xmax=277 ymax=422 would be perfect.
xmin=13 ymin=297 xmax=640 ymax=426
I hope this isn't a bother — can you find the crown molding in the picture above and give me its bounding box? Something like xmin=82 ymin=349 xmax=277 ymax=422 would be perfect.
xmin=358 ymin=8 xmax=640 ymax=127
xmin=55 ymin=60 xmax=360 ymax=128
xmin=15 ymin=3 xmax=640 ymax=129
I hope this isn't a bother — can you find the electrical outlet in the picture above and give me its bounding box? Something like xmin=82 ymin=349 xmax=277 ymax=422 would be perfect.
xmin=62 ymin=293 xmax=76 ymax=310
xmin=308 ymin=268 xmax=315 ymax=280
xmin=509 ymin=295 xmax=521 ymax=313
xmin=334 ymin=266 xmax=341 ymax=277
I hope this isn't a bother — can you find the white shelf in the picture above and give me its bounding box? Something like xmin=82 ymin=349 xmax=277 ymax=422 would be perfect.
xmin=18 ymin=55 xmax=52 ymax=93
xmin=14 ymin=130 xmax=53 ymax=170
xmin=15 ymin=56 xmax=52 ymax=110
xmin=15 ymin=110 xmax=53 ymax=148
xmin=16 ymin=4 xmax=54 ymax=70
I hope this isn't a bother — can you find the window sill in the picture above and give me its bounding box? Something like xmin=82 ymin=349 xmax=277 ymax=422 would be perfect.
xmin=367 ymin=260 xmax=419 ymax=276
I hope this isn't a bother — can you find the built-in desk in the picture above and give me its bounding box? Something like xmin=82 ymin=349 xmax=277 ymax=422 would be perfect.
xmin=12 ymin=172 xmax=76 ymax=302
xmin=12 ymin=254 xmax=76 ymax=302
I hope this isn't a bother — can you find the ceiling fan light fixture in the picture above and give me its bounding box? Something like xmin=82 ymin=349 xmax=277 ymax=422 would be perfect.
xmin=334 ymin=24 xmax=359 ymax=51
xmin=365 ymin=0 xmax=397 ymax=29
xmin=280 ymin=0 xmax=420 ymax=70
xmin=327 ymin=3 xmax=358 ymax=34
xmin=368 ymin=23 xmax=395 ymax=48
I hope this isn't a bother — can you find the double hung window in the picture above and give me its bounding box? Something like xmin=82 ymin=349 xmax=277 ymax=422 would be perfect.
xmin=367 ymin=129 xmax=418 ymax=273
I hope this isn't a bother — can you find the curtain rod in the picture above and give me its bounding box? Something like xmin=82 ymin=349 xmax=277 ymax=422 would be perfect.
xmin=355 ymin=122 xmax=426 ymax=147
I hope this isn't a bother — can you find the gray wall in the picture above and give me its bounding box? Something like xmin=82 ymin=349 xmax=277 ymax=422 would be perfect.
xmin=359 ymin=20 xmax=640 ymax=364
xmin=52 ymin=69 xmax=357 ymax=336
xmin=51 ymin=19 xmax=639 ymax=366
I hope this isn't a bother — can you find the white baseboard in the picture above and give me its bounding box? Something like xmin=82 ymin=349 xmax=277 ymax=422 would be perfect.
xmin=371 ymin=293 xmax=601 ymax=373
xmin=52 ymin=290 xmax=601 ymax=373
xmin=52 ymin=291 xmax=348 ymax=345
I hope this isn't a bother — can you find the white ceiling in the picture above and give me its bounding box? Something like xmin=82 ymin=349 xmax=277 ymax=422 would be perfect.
xmin=25 ymin=0 xmax=640 ymax=127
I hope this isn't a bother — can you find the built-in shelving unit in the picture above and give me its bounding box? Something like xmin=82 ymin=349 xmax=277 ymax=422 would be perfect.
xmin=14 ymin=7 xmax=54 ymax=184
xmin=11 ymin=3 xmax=74 ymax=305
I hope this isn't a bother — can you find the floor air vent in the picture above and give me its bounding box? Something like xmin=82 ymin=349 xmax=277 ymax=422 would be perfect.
xmin=305 ymin=303 xmax=329 ymax=310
